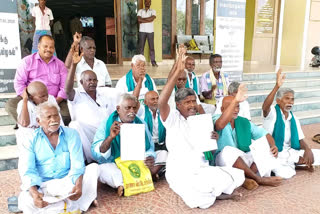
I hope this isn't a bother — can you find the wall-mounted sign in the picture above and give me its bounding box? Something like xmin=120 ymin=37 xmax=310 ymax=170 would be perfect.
xmin=256 ymin=0 xmax=275 ymax=34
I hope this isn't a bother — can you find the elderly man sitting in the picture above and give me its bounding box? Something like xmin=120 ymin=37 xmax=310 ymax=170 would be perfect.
xmin=65 ymin=46 xmax=121 ymax=163
xmin=116 ymin=55 xmax=157 ymax=102
xmin=91 ymin=94 xmax=156 ymax=196
xmin=216 ymin=81 xmax=251 ymax=120
xmin=18 ymin=101 xmax=99 ymax=213
xmin=262 ymin=69 xmax=320 ymax=178
xmin=158 ymin=46 xmax=245 ymax=209
xmin=213 ymin=92 xmax=283 ymax=189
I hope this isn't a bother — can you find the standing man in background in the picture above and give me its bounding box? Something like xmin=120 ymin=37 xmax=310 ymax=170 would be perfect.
xmin=137 ymin=0 xmax=157 ymax=67
xmin=31 ymin=0 xmax=54 ymax=53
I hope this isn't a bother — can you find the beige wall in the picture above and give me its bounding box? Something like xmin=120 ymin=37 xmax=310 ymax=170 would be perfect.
xmin=305 ymin=0 xmax=320 ymax=67
xmin=280 ymin=0 xmax=307 ymax=66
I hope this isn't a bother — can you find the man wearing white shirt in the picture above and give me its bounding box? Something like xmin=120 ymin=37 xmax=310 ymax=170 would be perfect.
xmin=65 ymin=35 xmax=112 ymax=87
xmin=137 ymin=0 xmax=157 ymax=66
xmin=65 ymin=47 xmax=121 ymax=163
xmin=216 ymin=81 xmax=251 ymax=120
xmin=31 ymin=0 xmax=54 ymax=53
xmin=116 ymin=55 xmax=157 ymax=102
xmin=158 ymin=47 xmax=244 ymax=209
xmin=262 ymin=69 xmax=320 ymax=179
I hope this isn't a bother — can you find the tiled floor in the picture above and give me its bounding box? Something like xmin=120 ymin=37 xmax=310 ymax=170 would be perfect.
xmin=1 ymin=123 xmax=320 ymax=214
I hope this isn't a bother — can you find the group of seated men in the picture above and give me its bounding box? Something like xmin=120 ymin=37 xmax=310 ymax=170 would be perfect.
xmin=7 ymin=35 xmax=320 ymax=212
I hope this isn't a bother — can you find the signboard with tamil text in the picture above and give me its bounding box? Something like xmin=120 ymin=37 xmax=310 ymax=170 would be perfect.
xmin=215 ymin=0 xmax=246 ymax=81
xmin=0 ymin=0 xmax=21 ymax=93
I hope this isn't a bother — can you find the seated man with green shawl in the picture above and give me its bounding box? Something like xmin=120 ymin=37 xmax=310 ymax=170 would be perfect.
xmin=138 ymin=90 xmax=167 ymax=179
xmin=213 ymin=88 xmax=283 ymax=188
xmin=262 ymin=69 xmax=320 ymax=179
xmin=115 ymin=55 xmax=158 ymax=102
xmin=91 ymin=94 xmax=156 ymax=196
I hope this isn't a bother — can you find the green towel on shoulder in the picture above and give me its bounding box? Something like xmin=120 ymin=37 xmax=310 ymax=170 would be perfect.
xmin=235 ymin=116 xmax=252 ymax=152
xmin=125 ymin=69 xmax=154 ymax=92
xmin=272 ymin=104 xmax=300 ymax=152
xmin=185 ymin=72 xmax=199 ymax=94
xmin=105 ymin=110 xmax=151 ymax=162
xmin=144 ymin=105 xmax=166 ymax=144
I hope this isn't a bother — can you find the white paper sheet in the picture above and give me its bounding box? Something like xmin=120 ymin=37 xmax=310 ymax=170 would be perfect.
xmin=43 ymin=193 xmax=76 ymax=204
xmin=249 ymin=136 xmax=280 ymax=177
xmin=187 ymin=114 xmax=217 ymax=152
xmin=120 ymin=123 xmax=145 ymax=160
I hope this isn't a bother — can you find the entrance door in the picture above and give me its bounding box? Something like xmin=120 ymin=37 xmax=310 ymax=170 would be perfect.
xmin=251 ymin=0 xmax=280 ymax=64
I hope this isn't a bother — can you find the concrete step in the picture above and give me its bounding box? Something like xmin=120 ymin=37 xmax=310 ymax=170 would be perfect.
xmin=252 ymin=109 xmax=320 ymax=126
xmin=0 ymin=93 xmax=16 ymax=108
xmin=245 ymin=78 xmax=320 ymax=91
xmin=249 ymin=97 xmax=320 ymax=117
xmin=0 ymin=145 xmax=18 ymax=171
xmin=0 ymin=125 xmax=16 ymax=147
xmin=0 ymin=108 xmax=15 ymax=126
xmin=243 ymin=71 xmax=320 ymax=81
xmin=247 ymin=86 xmax=320 ymax=103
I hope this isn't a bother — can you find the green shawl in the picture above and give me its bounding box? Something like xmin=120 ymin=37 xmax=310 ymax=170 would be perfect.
xmin=144 ymin=105 xmax=166 ymax=144
xmin=234 ymin=116 xmax=252 ymax=152
xmin=126 ymin=69 xmax=154 ymax=92
xmin=272 ymin=104 xmax=300 ymax=152
xmin=105 ymin=111 xmax=151 ymax=162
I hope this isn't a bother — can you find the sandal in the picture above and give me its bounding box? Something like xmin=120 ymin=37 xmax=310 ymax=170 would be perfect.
xmin=312 ymin=134 xmax=320 ymax=144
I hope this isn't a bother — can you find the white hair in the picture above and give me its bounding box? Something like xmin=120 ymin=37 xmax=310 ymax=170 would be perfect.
xmin=35 ymin=101 xmax=60 ymax=120
xmin=131 ymin=54 xmax=146 ymax=65
xmin=276 ymin=88 xmax=295 ymax=99
xmin=118 ymin=93 xmax=139 ymax=106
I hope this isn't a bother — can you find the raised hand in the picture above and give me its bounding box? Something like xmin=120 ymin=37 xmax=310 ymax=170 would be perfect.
xmin=110 ymin=121 xmax=121 ymax=139
xmin=276 ymin=68 xmax=286 ymax=87
xmin=73 ymin=32 xmax=82 ymax=44
xmin=235 ymin=83 xmax=248 ymax=102
xmin=72 ymin=45 xmax=83 ymax=65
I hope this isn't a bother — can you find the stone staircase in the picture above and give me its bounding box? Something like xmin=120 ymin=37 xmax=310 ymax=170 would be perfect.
xmin=0 ymin=71 xmax=320 ymax=171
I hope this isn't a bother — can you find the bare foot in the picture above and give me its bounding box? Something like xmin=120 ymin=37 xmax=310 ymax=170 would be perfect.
xmin=117 ymin=186 xmax=124 ymax=197
xmin=242 ymin=178 xmax=259 ymax=190
xmin=217 ymin=191 xmax=242 ymax=201
xmin=257 ymin=176 xmax=283 ymax=187
xmin=92 ymin=199 xmax=99 ymax=207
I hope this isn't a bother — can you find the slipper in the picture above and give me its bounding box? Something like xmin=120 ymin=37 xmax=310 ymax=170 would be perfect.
xmin=312 ymin=134 xmax=320 ymax=144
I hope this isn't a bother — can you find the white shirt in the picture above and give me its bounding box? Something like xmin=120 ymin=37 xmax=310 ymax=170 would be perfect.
xmin=115 ymin=74 xmax=158 ymax=101
xmin=139 ymin=106 xmax=160 ymax=143
xmin=68 ymin=87 xmax=121 ymax=128
xmin=76 ymin=57 xmax=112 ymax=87
xmin=185 ymin=69 xmax=200 ymax=95
xmin=263 ymin=105 xmax=304 ymax=151
xmin=32 ymin=6 xmax=54 ymax=30
xmin=53 ymin=21 xmax=63 ymax=34
xmin=215 ymin=98 xmax=251 ymax=120
xmin=137 ymin=9 xmax=156 ymax=33
xmin=17 ymin=95 xmax=63 ymax=128
xmin=161 ymin=108 xmax=209 ymax=175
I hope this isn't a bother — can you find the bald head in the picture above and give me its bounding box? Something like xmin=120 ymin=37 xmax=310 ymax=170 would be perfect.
xmin=176 ymin=71 xmax=187 ymax=89
xmin=27 ymin=81 xmax=49 ymax=105
xmin=144 ymin=90 xmax=159 ymax=112
xmin=185 ymin=57 xmax=195 ymax=72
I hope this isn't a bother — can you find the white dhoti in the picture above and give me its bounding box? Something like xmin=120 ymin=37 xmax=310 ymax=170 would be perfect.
xmin=98 ymin=163 xmax=124 ymax=188
xmin=166 ymin=166 xmax=244 ymax=209
xmin=155 ymin=150 xmax=168 ymax=165
xmin=69 ymin=121 xmax=97 ymax=163
xmin=273 ymin=148 xmax=320 ymax=179
xmin=18 ymin=163 xmax=99 ymax=213
xmin=216 ymin=146 xmax=273 ymax=177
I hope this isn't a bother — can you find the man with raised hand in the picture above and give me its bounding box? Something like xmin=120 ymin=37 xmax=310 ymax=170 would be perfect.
xmin=158 ymin=46 xmax=244 ymax=209
xmin=213 ymin=90 xmax=282 ymax=189
xmin=262 ymin=69 xmax=320 ymax=178
xmin=115 ymin=54 xmax=157 ymax=102
xmin=65 ymin=45 xmax=121 ymax=163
